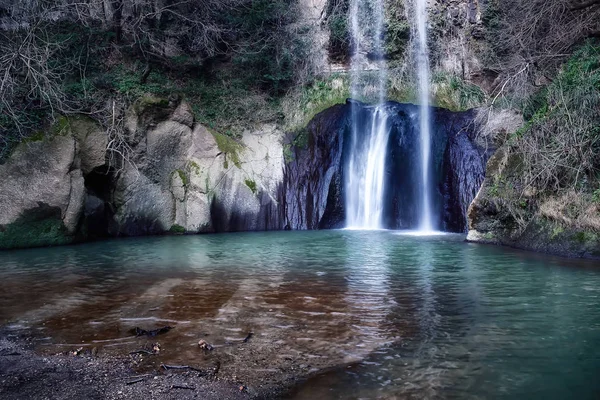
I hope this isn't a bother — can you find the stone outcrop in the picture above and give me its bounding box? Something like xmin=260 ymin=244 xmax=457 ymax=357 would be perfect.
xmin=281 ymin=100 xmax=492 ymax=232
xmin=430 ymin=0 xmax=486 ymax=78
xmin=467 ymin=147 xmax=600 ymax=260
xmin=0 ymin=97 xmax=510 ymax=250
xmin=464 ymin=106 xmax=600 ymax=259
xmin=98 ymin=96 xmax=286 ymax=237
xmin=0 ymin=97 xmax=286 ymax=249
xmin=280 ymin=104 xmax=350 ymax=230
xmin=0 ymin=116 xmax=106 ymax=248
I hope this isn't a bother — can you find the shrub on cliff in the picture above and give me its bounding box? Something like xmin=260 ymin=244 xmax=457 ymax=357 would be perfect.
xmin=515 ymin=41 xmax=600 ymax=194
xmin=482 ymin=0 xmax=600 ymax=105
xmin=0 ymin=0 xmax=319 ymax=160
xmin=484 ymin=41 xmax=600 ymax=236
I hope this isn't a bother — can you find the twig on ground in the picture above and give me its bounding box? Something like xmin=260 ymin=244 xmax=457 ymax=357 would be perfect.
xmin=242 ymin=332 xmax=254 ymax=343
xmin=170 ymin=385 xmax=195 ymax=390
xmin=129 ymin=350 xmax=155 ymax=356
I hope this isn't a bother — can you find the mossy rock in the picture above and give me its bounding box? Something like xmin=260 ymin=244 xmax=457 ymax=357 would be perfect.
xmin=0 ymin=204 xmax=73 ymax=250
xmin=188 ymin=161 xmax=202 ymax=175
xmin=133 ymin=95 xmax=170 ymax=115
xmin=20 ymin=115 xmax=78 ymax=145
xmin=169 ymin=224 xmax=186 ymax=234
xmin=175 ymin=169 xmax=189 ymax=186
xmin=67 ymin=114 xmax=101 ymax=134
xmin=22 ymin=131 xmax=47 ymax=143
xmin=245 ymin=179 xmax=257 ymax=194
xmin=210 ymin=131 xmax=244 ymax=169
xmin=51 ymin=115 xmax=72 ymax=136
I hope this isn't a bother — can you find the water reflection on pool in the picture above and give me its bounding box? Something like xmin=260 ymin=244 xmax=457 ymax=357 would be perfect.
xmin=0 ymin=230 xmax=598 ymax=399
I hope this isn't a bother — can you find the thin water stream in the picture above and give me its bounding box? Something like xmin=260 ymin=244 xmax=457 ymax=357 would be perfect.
xmin=0 ymin=232 xmax=599 ymax=398
xmin=415 ymin=0 xmax=434 ymax=231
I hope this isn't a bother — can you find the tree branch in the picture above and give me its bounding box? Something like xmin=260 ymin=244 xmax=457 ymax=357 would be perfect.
xmin=571 ymin=0 xmax=600 ymax=11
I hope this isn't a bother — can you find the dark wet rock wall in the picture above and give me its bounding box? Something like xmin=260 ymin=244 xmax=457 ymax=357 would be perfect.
xmin=281 ymin=100 xmax=491 ymax=232
xmin=279 ymin=104 xmax=350 ymax=230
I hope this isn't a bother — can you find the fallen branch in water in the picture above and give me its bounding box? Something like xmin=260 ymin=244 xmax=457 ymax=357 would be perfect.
xmin=129 ymin=326 xmax=172 ymax=337
xmin=122 ymin=374 xmax=153 ymax=380
xmin=224 ymin=332 xmax=255 ymax=346
xmin=129 ymin=350 xmax=155 ymax=356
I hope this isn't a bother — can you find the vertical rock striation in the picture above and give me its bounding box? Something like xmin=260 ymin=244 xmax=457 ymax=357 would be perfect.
xmin=280 ymin=104 xmax=351 ymax=230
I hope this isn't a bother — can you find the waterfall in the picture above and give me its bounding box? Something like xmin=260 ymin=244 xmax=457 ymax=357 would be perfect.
xmin=415 ymin=0 xmax=434 ymax=232
xmin=345 ymin=0 xmax=389 ymax=229
xmin=346 ymin=107 xmax=391 ymax=228
xmin=344 ymin=0 xmax=436 ymax=232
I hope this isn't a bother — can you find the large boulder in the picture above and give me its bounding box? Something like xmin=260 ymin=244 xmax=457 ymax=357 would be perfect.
xmin=0 ymin=115 xmax=109 ymax=249
xmin=0 ymin=136 xmax=82 ymax=248
xmin=110 ymin=97 xmax=286 ymax=235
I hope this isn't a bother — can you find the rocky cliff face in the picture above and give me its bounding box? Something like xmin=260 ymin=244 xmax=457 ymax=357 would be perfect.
xmin=281 ymin=104 xmax=349 ymax=230
xmin=429 ymin=0 xmax=486 ymax=78
xmin=107 ymin=97 xmax=284 ymax=236
xmin=0 ymin=98 xmax=493 ymax=249
xmin=281 ymin=100 xmax=493 ymax=232
xmin=0 ymin=97 xmax=285 ymax=249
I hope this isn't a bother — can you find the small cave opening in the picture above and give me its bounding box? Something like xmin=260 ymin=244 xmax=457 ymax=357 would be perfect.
xmin=83 ymin=166 xmax=117 ymax=238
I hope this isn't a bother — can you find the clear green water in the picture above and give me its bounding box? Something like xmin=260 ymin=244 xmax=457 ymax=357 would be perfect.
xmin=0 ymin=230 xmax=599 ymax=399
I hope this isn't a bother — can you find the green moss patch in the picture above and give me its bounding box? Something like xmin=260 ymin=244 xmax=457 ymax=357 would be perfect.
xmin=133 ymin=95 xmax=170 ymax=115
xmin=0 ymin=204 xmax=72 ymax=250
xmin=210 ymin=131 xmax=243 ymax=169
xmin=188 ymin=161 xmax=201 ymax=175
xmin=175 ymin=169 xmax=189 ymax=186
xmin=169 ymin=224 xmax=186 ymax=234
xmin=432 ymin=73 xmax=487 ymax=111
xmin=244 ymin=179 xmax=257 ymax=194
xmin=285 ymin=75 xmax=350 ymax=131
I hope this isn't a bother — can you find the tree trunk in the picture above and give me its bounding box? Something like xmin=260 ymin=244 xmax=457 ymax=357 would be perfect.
xmin=112 ymin=0 xmax=123 ymax=43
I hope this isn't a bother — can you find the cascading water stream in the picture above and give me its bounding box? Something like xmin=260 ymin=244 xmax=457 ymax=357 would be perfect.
xmin=345 ymin=0 xmax=389 ymax=230
xmin=415 ymin=0 xmax=434 ymax=232
xmin=345 ymin=0 xmax=436 ymax=232
xmin=346 ymin=108 xmax=391 ymax=228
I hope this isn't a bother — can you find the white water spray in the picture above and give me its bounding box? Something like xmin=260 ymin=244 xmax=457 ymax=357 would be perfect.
xmin=345 ymin=0 xmax=389 ymax=229
xmin=415 ymin=0 xmax=434 ymax=232
xmin=346 ymin=108 xmax=391 ymax=229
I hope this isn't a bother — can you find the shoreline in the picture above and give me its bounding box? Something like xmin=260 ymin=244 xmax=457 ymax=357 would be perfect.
xmin=0 ymin=335 xmax=297 ymax=399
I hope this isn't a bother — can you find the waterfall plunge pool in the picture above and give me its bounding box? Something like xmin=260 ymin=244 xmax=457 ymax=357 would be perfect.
xmin=1 ymin=231 xmax=599 ymax=399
